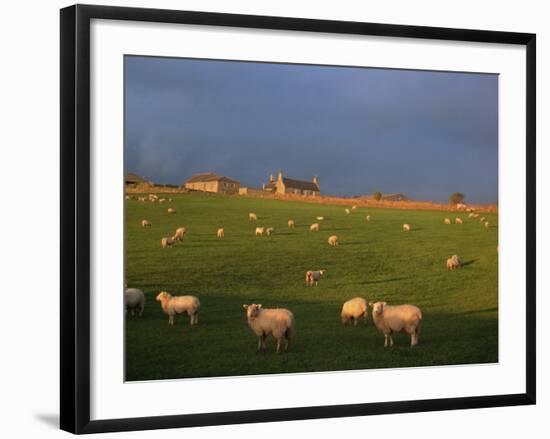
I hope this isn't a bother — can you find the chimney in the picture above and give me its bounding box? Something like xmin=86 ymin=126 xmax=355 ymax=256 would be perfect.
xmin=269 ymin=174 xmax=274 ymax=183
xmin=313 ymin=175 xmax=319 ymax=187
xmin=277 ymin=171 xmax=283 ymax=182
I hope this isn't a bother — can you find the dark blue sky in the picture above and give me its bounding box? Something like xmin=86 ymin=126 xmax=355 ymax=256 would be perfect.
xmin=125 ymin=56 xmax=498 ymax=203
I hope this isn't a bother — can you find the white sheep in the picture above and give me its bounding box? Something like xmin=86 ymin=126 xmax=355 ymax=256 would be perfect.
xmin=161 ymin=237 xmax=175 ymax=248
xmin=345 ymin=208 xmax=351 ymax=214
xmin=403 ymin=223 xmax=411 ymax=232
xmin=341 ymin=297 xmax=368 ymax=326
xmin=125 ymin=288 xmax=145 ymax=317
xmin=156 ymin=291 xmax=200 ymax=325
xmin=287 ymin=219 xmax=295 ymax=229
xmin=468 ymin=212 xmax=476 ymax=218
xmin=351 ymin=205 xmax=357 ymax=210
xmin=265 ymin=227 xmax=275 ymax=236
xmin=138 ymin=197 xmax=146 ymax=202
xmin=167 ymin=207 xmax=176 ymax=214
xmin=455 ymin=218 xmax=463 ymax=224
xmin=366 ymin=215 xmax=371 ymax=221
xmin=305 ymin=270 xmax=325 ymax=286
xmin=242 ymin=304 xmax=294 ymax=353
xmin=173 ymin=227 xmax=186 ymax=241
xmin=328 ymin=235 xmax=339 ymax=246
xmin=217 ymin=228 xmax=225 ymax=238
xmin=249 ymin=212 xmax=257 ymax=221
xmin=125 ymin=195 xmax=131 ymax=200
xmin=310 ymin=223 xmax=320 ymax=232
xmin=159 ymin=198 xmax=166 ymax=203
xmin=446 ymin=254 xmax=462 ymax=270
xmin=479 ymin=217 xmax=486 ymax=223
xmin=484 ymin=221 xmax=489 ymax=228
xmin=255 ymin=227 xmax=265 ymax=236
xmin=316 ymin=216 xmax=325 ymax=221
xmin=444 ymin=218 xmax=451 ymax=225
xmin=141 ymin=219 xmax=151 ymax=228
xmin=369 ymin=301 xmax=422 ymax=347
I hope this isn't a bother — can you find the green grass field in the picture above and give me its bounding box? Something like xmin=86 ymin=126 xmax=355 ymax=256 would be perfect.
xmin=125 ymin=193 xmax=498 ymax=381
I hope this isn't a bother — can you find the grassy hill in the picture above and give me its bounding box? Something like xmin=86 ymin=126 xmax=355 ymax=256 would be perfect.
xmin=125 ymin=192 xmax=498 ymax=381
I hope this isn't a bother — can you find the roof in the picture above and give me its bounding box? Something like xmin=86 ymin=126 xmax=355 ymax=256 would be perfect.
xmin=185 ymin=172 xmax=240 ymax=184
xmin=125 ymin=173 xmax=150 ymax=184
xmin=381 ymin=193 xmax=409 ymax=201
xmin=282 ymin=177 xmax=319 ymax=192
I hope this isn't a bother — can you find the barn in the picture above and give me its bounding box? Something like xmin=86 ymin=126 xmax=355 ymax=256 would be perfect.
xmin=125 ymin=173 xmax=152 ymax=189
xmin=183 ymin=172 xmax=240 ymax=195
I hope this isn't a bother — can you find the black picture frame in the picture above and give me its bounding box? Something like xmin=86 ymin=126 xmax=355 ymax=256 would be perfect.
xmin=60 ymin=4 xmax=536 ymax=434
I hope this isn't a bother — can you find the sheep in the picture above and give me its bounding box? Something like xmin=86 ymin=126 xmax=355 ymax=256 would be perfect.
xmin=316 ymin=216 xmax=324 ymax=221
xmin=484 ymin=221 xmax=489 ymax=228
xmin=138 ymin=197 xmax=146 ymax=202
xmin=351 ymin=205 xmax=357 ymax=210
xmin=444 ymin=218 xmax=451 ymax=225
xmin=403 ymin=223 xmax=411 ymax=232
xmin=366 ymin=215 xmax=371 ymax=221
xmin=305 ymin=270 xmax=325 ymax=286
xmin=217 ymin=228 xmax=225 ymax=238
xmin=141 ymin=219 xmax=151 ymax=228
xmin=328 ymin=235 xmax=339 ymax=246
xmin=341 ymin=297 xmax=368 ymax=326
xmin=173 ymin=227 xmax=186 ymax=241
xmin=310 ymin=223 xmax=320 ymax=232
xmin=369 ymin=301 xmax=422 ymax=347
xmin=468 ymin=213 xmax=476 ymax=218
xmin=265 ymin=227 xmax=275 ymax=236
xmin=255 ymin=227 xmax=265 ymax=236
xmin=287 ymin=219 xmax=295 ymax=229
xmin=159 ymin=198 xmax=166 ymax=203
xmin=249 ymin=212 xmax=257 ymax=221
xmin=161 ymin=237 xmax=175 ymax=248
xmin=125 ymin=288 xmax=145 ymax=317
xmin=125 ymin=195 xmax=131 ymax=200
xmin=345 ymin=208 xmax=351 ymax=214
xmin=455 ymin=218 xmax=463 ymax=224
xmin=446 ymin=254 xmax=462 ymax=270
xmin=156 ymin=291 xmax=200 ymax=325
xmin=242 ymin=304 xmax=294 ymax=353
xmin=168 ymin=198 xmax=173 ymax=202
xmin=167 ymin=208 xmax=176 ymax=214
xmin=479 ymin=217 xmax=486 ymax=223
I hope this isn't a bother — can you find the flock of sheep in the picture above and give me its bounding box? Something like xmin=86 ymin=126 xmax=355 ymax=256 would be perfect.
xmin=126 ymin=195 xmax=493 ymax=353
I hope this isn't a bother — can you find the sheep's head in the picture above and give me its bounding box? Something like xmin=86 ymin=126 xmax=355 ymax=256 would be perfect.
xmin=156 ymin=291 xmax=170 ymax=302
xmin=319 ymin=270 xmax=326 ymax=276
xmin=370 ymin=301 xmax=386 ymax=316
xmin=243 ymin=304 xmax=262 ymax=319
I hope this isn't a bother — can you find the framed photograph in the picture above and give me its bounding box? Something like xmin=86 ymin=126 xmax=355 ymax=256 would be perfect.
xmin=60 ymin=4 xmax=536 ymax=434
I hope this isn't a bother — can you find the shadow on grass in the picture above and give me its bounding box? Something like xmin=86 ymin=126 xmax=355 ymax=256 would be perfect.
xmin=462 ymin=259 xmax=478 ymax=267
xmin=360 ymin=276 xmax=412 ymax=285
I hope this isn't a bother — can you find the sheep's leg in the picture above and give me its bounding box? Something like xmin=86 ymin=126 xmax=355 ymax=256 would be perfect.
xmin=169 ymin=315 xmax=174 ymax=325
xmin=276 ymin=338 xmax=281 ymax=354
xmin=390 ymin=336 xmax=394 ymax=347
xmin=257 ymin=337 xmax=263 ymax=351
xmin=384 ymin=334 xmax=389 ymax=347
xmin=284 ymin=337 xmax=290 ymax=352
xmin=353 ymin=318 xmax=358 ymax=327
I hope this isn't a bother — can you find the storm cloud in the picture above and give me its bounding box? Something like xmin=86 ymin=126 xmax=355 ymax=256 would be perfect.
xmin=124 ymin=56 xmax=498 ymax=204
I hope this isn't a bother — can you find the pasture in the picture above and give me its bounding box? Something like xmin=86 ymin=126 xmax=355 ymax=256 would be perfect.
xmin=125 ymin=193 xmax=498 ymax=381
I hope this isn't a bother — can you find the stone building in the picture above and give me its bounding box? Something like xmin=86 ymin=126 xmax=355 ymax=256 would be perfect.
xmin=183 ymin=172 xmax=240 ymax=194
xmin=263 ymin=171 xmax=320 ymax=196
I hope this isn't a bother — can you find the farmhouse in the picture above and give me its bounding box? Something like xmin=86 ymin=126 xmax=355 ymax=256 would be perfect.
xmin=183 ymin=172 xmax=240 ymax=194
xmin=125 ymin=173 xmax=153 ymax=189
xmin=381 ymin=193 xmax=409 ymax=202
xmin=263 ymin=171 xmax=320 ymax=196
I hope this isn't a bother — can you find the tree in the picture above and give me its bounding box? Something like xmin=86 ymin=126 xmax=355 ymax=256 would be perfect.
xmin=372 ymin=191 xmax=382 ymax=201
xmin=449 ymin=192 xmax=465 ymax=205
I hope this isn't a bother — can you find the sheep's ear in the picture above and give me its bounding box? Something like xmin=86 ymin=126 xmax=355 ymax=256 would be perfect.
xmin=242 ymin=304 xmax=248 ymax=309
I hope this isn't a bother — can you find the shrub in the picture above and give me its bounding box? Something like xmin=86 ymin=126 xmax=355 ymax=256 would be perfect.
xmin=372 ymin=191 xmax=382 ymax=201
xmin=449 ymin=192 xmax=465 ymax=205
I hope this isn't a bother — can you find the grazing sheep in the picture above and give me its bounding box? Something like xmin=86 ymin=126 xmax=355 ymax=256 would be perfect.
xmin=255 ymin=227 xmax=265 ymax=236
xmin=156 ymin=291 xmax=200 ymax=325
xmin=457 ymin=203 xmax=467 ymax=210
xmin=242 ymin=304 xmax=294 ymax=353
xmin=249 ymin=212 xmax=257 ymax=221
xmin=351 ymin=205 xmax=357 ymax=210
xmin=316 ymin=216 xmax=325 ymax=221
xmin=310 ymin=223 xmax=320 ymax=232
xmin=305 ymin=270 xmax=325 ymax=286
xmin=479 ymin=217 xmax=486 ymax=223
xmin=328 ymin=235 xmax=339 ymax=246
xmin=173 ymin=227 xmax=186 ymax=241
xmin=287 ymin=219 xmax=295 ymax=229
xmin=468 ymin=213 xmax=475 ymax=218
xmin=484 ymin=221 xmax=489 ymax=228
xmin=125 ymin=195 xmax=131 ymax=200
xmin=141 ymin=219 xmax=151 ymax=228
xmin=161 ymin=237 xmax=175 ymax=248
xmin=345 ymin=208 xmax=351 ymax=214
xmin=455 ymin=218 xmax=463 ymax=224
xmin=125 ymin=288 xmax=145 ymax=317
xmin=167 ymin=208 xmax=176 ymax=214
xmin=366 ymin=215 xmax=371 ymax=221
xmin=341 ymin=297 xmax=368 ymax=326
xmin=138 ymin=197 xmax=146 ymax=202
xmin=159 ymin=198 xmax=166 ymax=203
xmin=217 ymin=228 xmax=224 ymax=238
xmin=446 ymin=254 xmax=462 ymax=270
xmin=403 ymin=224 xmax=411 ymax=232
xmin=168 ymin=198 xmax=173 ymax=202
xmin=369 ymin=301 xmax=422 ymax=347
xmin=444 ymin=218 xmax=451 ymax=225
xmin=266 ymin=227 xmax=275 ymax=236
